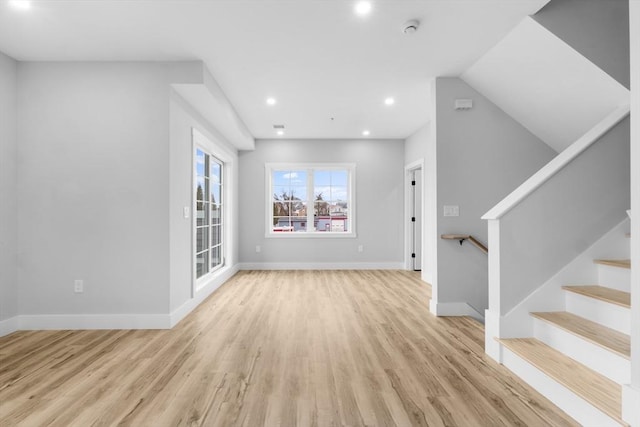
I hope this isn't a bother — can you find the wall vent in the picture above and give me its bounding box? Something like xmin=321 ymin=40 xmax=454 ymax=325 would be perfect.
xmin=454 ymin=99 xmax=473 ymax=110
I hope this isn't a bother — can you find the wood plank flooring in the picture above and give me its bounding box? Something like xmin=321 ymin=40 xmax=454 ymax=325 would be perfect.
xmin=0 ymin=270 xmax=578 ymax=426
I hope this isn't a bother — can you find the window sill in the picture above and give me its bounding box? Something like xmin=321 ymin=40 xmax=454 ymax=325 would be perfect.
xmin=265 ymin=232 xmax=357 ymax=239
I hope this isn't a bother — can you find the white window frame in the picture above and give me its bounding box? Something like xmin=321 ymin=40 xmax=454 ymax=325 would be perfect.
xmin=192 ymin=129 xmax=231 ymax=292
xmin=265 ymin=163 xmax=356 ymax=238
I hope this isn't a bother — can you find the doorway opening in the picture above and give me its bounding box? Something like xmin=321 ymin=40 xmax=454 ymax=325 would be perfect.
xmin=404 ymin=160 xmax=424 ymax=273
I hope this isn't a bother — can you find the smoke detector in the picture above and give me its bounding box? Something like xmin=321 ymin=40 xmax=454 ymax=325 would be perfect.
xmin=402 ymin=20 xmax=420 ymax=34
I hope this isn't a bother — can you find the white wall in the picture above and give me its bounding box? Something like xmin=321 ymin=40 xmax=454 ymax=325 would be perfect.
xmin=533 ymin=0 xmax=630 ymax=88
xmin=16 ymin=62 xmax=175 ymax=318
xmin=0 ymin=52 xmax=18 ymax=327
xmin=432 ymin=77 xmax=556 ymax=316
xmin=169 ymin=91 xmax=239 ymax=315
xmin=238 ymin=139 xmax=404 ymax=268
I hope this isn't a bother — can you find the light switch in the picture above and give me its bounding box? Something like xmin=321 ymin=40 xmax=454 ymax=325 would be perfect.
xmin=183 ymin=207 xmax=190 ymax=219
xmin=444 ymin=205 xmax=459 ymax=217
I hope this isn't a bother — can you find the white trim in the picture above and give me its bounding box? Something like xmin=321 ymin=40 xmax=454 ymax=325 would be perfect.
xmin=404 ymin=159 xmax=424 ymax=272
xmin=482 ymin=104 xmax=630 ymax=220
xmin=170 ymin=263 xmax=239 ymax=327
xmin=0 ymin=316 xmax=19 ymax=337
xmin=192 ymin=128 xmax=233 ymax=297
xmin=622 ymin=384 xmax=640 ymax=426
xmin=265 ymin=232 xmax=357 ymax=239
xmin=264 ymin=163 xmax=356 ymax=238
xmin=484 ymin=309 xmax=502 ymax=362
xmin=429 ymin=301 xmax=484 ymax=323
xmin=237 ymin=262 xmax=404 ymax=271
xmin=16 ymin=313 xmax=171 ymax=330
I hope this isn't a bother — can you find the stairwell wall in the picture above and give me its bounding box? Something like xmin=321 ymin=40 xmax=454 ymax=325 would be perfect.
xmin=430 ymin=77 xmax=556 ymax=317
xmin=533 ymin=0 xmax=630 ymax=89
xmin=494 ymin=117 xmax=630 ymax=316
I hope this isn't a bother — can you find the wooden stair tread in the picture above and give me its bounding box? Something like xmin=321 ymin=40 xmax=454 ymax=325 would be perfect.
xmin=530 ymin=311 xmax=630 ymax=359
xmin=500 ymin=338 xmax=624 ymax=424
xmin=594 ymin=259 xmax=631 ymax=269
xmin=562 ymin=285 xmax=630 ymax=308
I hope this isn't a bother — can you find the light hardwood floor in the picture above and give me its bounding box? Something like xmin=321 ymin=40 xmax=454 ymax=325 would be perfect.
xmin=0 ymin=270 xmax=578 ymax=426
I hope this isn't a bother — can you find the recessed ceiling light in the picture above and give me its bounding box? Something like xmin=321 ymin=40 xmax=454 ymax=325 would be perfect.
xmin=354 ymin=1 xmax=372 ymax=16
xmin=266 ymin=97 xmax=277 ymax=106
xmin=277 ymin=130 xmax=284 ymax=136
xmin=9 ymin=0 xmax=31 ymax=10
xmin=384 ymin=97 xmax=395 ymax=106
xmin=362 ymin=130 xmax=370 ymax=136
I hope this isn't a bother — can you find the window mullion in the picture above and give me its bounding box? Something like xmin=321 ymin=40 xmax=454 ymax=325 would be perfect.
xmin=307 ymin=169 xmax=314 ymax=232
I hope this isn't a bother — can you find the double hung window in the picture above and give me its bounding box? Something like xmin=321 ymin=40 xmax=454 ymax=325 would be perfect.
xmin=266 ymin=163 xmax=355 ymax=237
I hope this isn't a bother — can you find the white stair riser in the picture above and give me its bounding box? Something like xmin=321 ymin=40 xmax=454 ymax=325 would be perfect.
xmin=501 ymin=346 xmax=623 ymax=427
xmin=597 ymin=265 xmax=631 ymax=292
xmin=565 ymin=292 xmax=630 ymax=335
xmin=533 ymin=318 xmax=630 ymax=384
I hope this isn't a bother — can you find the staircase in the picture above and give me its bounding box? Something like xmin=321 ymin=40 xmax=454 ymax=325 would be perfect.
xmin=499 ymin=252 xmax=631 ymax=426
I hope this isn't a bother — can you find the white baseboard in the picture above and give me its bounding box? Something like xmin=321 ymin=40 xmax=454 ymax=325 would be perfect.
xmin=429 ymin=300 xmax=484 ymax=322
xmin=237 ymin=262 xmax=404 ymax=271
xmin=17 ymin=313 xmax=171 ymax=330
xmin=0 ymin=316 xmax=20 ymax=337
xmin=0 ymin=265 xmax=241 ymax=335
xmin=170 ymin=263 xmax=239 ymax=327
xmin=622 ymin=384 xmax=640 ymax=426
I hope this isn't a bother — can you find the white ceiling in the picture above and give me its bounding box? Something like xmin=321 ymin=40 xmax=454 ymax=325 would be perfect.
xmin=462 ymin=17 xmax=630 ymax=153
xmin=0 ymin=0 xmax=549 ymax=142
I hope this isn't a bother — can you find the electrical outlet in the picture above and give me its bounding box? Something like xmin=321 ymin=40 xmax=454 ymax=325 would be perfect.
xmin=74 ymin=279 xmax=83 ymax=293
xmin=358 ymin=245 xmax=364 ymax=253
xmin=256 ymin=245 xmax=261 ymax=253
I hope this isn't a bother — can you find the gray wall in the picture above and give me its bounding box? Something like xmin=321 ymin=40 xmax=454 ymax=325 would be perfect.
xmin=533 ymin=0 xmax=629 ymax=89
xmin=0 ymin=52 xmax=18 ymax=321
xmin=404 ymin=122 xmax=430 ymax=166
xmin=434 ymin=77 xmax=556 ymax=313
xmin=17 ymin=62 xmax=173 ymax=315
xmin=238 ymin=139 xmax=404 ymax=266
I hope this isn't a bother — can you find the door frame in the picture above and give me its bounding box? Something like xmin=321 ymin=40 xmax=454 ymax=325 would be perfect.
xmin=404 ymin=159 xmax=424 ymax=272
